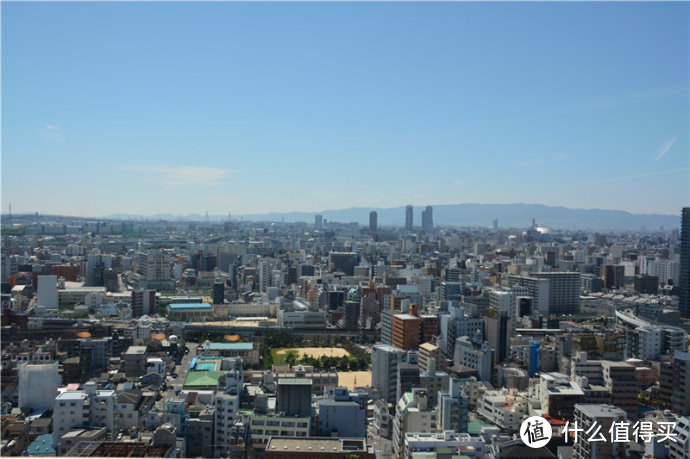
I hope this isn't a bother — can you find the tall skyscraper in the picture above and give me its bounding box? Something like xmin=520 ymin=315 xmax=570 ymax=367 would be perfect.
xmin=680 ymin=208 xmax=690 ymax=318
xmin=421 ymin=205 xmax=433 ymax=232
xmin=405 ymin=205 xmax=413 ymax=231
xmin=315 ymin=214 xmax=323 ymax=228
xmin=369 ymin=211 xmax=378 ymax=233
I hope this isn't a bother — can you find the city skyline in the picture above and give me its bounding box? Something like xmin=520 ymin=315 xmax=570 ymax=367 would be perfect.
xmin=2 ymin=2 xmax=689 ymax=216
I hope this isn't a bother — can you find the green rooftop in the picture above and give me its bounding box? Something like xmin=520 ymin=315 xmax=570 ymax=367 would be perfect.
xmin=182 ymin=370 xmax=225 ymax=388
xmin=467 ymin=421 xmax=485 ymax=435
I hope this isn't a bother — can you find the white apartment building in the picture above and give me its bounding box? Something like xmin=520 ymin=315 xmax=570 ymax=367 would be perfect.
xmin=476 ymin=389 xmax=526 ymax=432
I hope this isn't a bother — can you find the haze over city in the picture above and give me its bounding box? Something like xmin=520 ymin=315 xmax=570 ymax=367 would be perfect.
xmin=2 ymin=1 xmax=689 ymax=217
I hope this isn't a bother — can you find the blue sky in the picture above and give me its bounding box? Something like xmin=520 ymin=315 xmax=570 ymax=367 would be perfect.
xmin=2 ymin=1 xmax=688 ymax=217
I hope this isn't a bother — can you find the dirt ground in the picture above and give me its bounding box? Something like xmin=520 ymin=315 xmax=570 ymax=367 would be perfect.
xmin=337 ymin=371 xmax=372 ymax=390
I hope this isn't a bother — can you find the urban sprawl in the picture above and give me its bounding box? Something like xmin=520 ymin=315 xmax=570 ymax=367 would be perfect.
xmin=1 ymin=206 xmax=689 ymax=459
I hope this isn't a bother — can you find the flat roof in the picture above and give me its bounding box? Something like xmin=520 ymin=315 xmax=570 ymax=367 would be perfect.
xmin=26 ymin=434 xmax=57 ymax=455
xmin=168 ymin=303 xmax=212 ymax=311
xmin=395 ymin=314 xmax=420 ymax=320
xmin=125 ymin=346 xmax=147 ymax=354
xmin=575 ymin=404 xmax=626 ymax=418
xmin=203 ymin=342 xmax=253 ymax=350
xmin=278 ymin=378 xmax=312 ymax=385
xmin=56 ymin=391 xmax=88 ymax=400
xmin=266 ymin=437 xmax=366 ymax=453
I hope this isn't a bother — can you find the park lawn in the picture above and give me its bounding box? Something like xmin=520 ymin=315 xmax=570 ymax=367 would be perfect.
xmin=270 ymin=347 xmax=298 ymax=365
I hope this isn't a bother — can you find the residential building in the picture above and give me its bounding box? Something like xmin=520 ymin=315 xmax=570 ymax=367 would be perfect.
xmin=573 ymin=404 xmax=627 ymax=459
xmin=392 ymin=389 xmax=438 ymax=453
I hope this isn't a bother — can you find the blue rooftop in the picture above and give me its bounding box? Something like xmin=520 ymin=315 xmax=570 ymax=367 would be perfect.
xmin=25 ymin=434 xmax=56 ymax=456
xmin=168 ymin=303 xmax=212 ymax=311
xmin=203 ymin=342 xmax=253 ymax=350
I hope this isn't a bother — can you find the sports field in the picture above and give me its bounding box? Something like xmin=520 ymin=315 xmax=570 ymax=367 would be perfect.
xmin=337 ymin=371 xmax=371 ymax=390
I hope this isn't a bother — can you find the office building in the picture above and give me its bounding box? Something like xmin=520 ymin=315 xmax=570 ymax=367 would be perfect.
xmin=37 ymin=275 xmax=58 ymax=309
xmin=277 ymin=378 xmax=312 ymax=417
xmin=392 ymin=309 xmax=421 ymax=350
xmin=328 ymin=252 xmax=359 ymax=276
xmin=421 ymin=206 xmax=433 ymax=232
xmin=372 ymin=345 xmax=406 ymax=403
xmin=369 ymin=211 xmax=377 ymax=233
xmin=131 ymin=289 xmax=156 ymax=317
xmin=318 ymin=387 xmax=366 ymax=438
xmin=508 ymin=275 xmax=551 ymax=315
xmin=314 ymin=214 xmax=323 ymax=228
xmin=634 ymin=274 xmax=659 ymax=294
xmin=681 ymin=208 xmax=690 ymax=318
xmin=213 ymin=279 xmax=225 ymax=305
xmin=453 ymin=337 xmax=493 ymax=382
xmin=484 ymin=307 xmax=511 ymax=365
xmin=405 ymin=205 xmax=413 ymax=231
xmin=603 ymin=265 xmax=625 ymax=290
xmin=534 ymin=272 xmax=581 ymax=315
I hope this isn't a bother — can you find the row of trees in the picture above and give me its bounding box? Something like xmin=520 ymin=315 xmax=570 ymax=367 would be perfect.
xmin=291 ymin=353 xmax=370 ymax=371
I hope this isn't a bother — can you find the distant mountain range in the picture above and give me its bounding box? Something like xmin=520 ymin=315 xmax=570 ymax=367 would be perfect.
xmin=105 ymin=203 xmax=683 ymax=231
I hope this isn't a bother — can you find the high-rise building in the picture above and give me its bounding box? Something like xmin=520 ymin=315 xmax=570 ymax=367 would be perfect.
xmin=372 ymin=345 xmax=407 ymax=403
xmin=213 ymin=279 xmax=225 ymax=305
xmin=405 ymin=205 xmax=413 ymax=231
xmin=328 ymin=252 xmax=359 ymax=276
xmin=86 ymin=250 xmax=105 ymax=287
xmin=532 ymin=272 xmax=581 ymax=315
xmin=602 ymin=265 xmax=625 ymax=290
xmin=131 ymin=289 xmax=157 ymax=317
xmin=369 ymin=211 xmax=378 ymax=233
xmin=680 ymin=208 xmax=690 ymax=318
xmin=314 ymin=215 xmax=323 ymax=228
xmin=37 ymin=275 xmax=58 ymax=309
xmin=137 ymin=251 xmax=173 ymax=291
xmin=392 ymin=305 xmax=421 ymax=351
xmin=484 ymin=307 xmax=511 ymax=365
xmin=421 ymin=206 xmax=433 ymax=232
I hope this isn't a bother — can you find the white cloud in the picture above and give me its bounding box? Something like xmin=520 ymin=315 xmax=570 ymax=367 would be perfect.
xmin=40 ymin=123 xmax=65 ymax=143
xmin=453 ymin=179 xmax=463 ymax=185
xmin=654 ymin=136 xmax=678 ymax=163
xmin=122 ymin=166 xmax=234 ymax=187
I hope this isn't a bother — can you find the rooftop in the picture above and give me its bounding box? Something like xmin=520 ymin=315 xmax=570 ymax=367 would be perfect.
xmin=203 ymin=342 xmax=253 ymax=350
xmin=168 ymin=303 xmax=212 ymax=311
xmin=265 ymin=437 xmax=368 ymax=453
xmin=182 ymin=370 xmax=225 ymax=388
xmin=125 ymin=346 xmax=147 ymax=355
xmin=278 ymin=378 xmax=312 ymax=386
xmin=25 ymin=434 xmax=57 ymax=455
xmin=575 ymin=404 xmax=627 ymax=418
